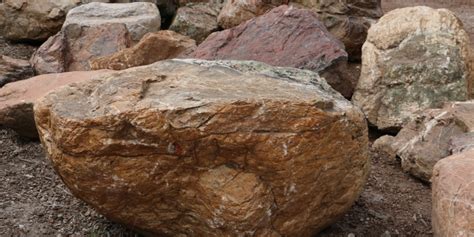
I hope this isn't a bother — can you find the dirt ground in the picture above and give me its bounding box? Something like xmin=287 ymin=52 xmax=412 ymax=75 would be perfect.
xmin=0 ymin=127 xmax=432 ymax=236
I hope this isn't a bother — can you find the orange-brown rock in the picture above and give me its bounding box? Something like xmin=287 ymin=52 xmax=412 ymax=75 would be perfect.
xmin=432 ymin=149 xmax=474 ymax=237
xmin=217 ymin=0 xmax=286 ymax=29
xmin=90 ymin=31 xmax=196 ymax=70
xmin=0 ymin=70 xmax=110 ymax=138
xmin=34 ymin=59 xmax=369 ymax=236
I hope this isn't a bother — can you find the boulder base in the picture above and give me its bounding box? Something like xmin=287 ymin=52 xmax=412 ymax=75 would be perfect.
xmin=432 ymin=149 xmax=474 ymax=237
xmin=34 ymin=59 xmax=369 ymax=236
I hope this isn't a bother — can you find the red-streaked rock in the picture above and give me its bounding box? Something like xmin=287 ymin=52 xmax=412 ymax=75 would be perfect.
xmin=193 ymin=6 xmax=354 ymax=97
xmin=432 ymin=149 xmax=474 ymax=237
xmin=0 ymin=70 xmax=111 ymax=138
xmin=90 ymin=30 xmax=196 ymax=70
xmin=34 ymin=59 xmax=369 ymax=236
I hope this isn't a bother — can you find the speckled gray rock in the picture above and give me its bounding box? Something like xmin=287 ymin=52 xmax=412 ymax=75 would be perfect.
xmin=169 ymin=3 xmax=220 ymax=43
xmin=352 ymin=7 xmax=472 ymax=131
xmin=34 ymin=59 xmax=369 ymax=236
xmin=63 ymin=2 xmax=161 ymax=41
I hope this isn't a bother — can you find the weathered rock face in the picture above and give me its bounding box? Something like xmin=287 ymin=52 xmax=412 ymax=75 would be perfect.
xmin=217 ymin=0 xmax=286 ymax=29
xmin=63 ymin=2 xmax=161 ymax=41
xmin=0 ymin=70 xmax=110 ymax=138
xmin=169 ymin=3 xmax=220 ymax=44
xmin=0 ymin=56 xmax=34 ymax=87
xmin=352 ymin=7 xmax=472 ymax=131
xmin=193 ymin=6 xmax=355 ymax=98
xmin=378 ymin=101 xmax=474 ymax=182
xmin=90 ymin=31 xmax=196 ymax=70
xmin=432 ymin=149 xmax=474 ymax=237
xmin=449 ymin=132 xmax=474 ymax=154
xmin=292 ymin=0 xmax=383 ymax=61
xmin=1 ymin=0 xmax=80 ymax=41
xmin=34 ymin=59 xmax=369 ymax=236
xmin=31 ymin=23 xmax=132 ymax=74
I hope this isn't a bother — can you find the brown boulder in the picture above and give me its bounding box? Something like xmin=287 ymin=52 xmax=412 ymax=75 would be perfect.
xmin=31 ymin=23 xmax=132 ymax=74
xmin=169 ymin=2 xmax=220 ymax=44
xmin=2 ymin=0 xmax=81 ymax=41
xmin=192 ymin=6 xmax=355 ymax=98
xmin=34 ymin=59 xmax=369 ymax=236
xmin=90 ymin=30 xmax=196 ymax=70
xmin=432 ymin=149 xmax=474 ymax=237
xmin=0 ymin=70 xmax=110 ymax=138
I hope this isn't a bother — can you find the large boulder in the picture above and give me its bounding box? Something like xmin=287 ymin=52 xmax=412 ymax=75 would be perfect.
xmin=292 ymin=0 xmax=383 ymax=61
xmin=192 ymin=6 xmax=356 ymax=98
xmin=0 ymin=70 xmax=110 ymax=138
xmin=169 ymin=2 xmax=220 ymax=44
xmin=1 ymin=0 xmax=80 ymax=41
xmin=432 ymin=149 xmax=474 ymax=237
xmin=375 ymin=101 xmax=474 ymax=182
xmin=63 ymin=2 xmax=161 ymax=41
xmin=217 ymin=0 xmax=286 ymax=29
xmin=90 ymin=30 xmax=196 ymax=70
xmin=352 ymin=7 xmax=472 ymax=131
xmin=31 ymin=23 xmax=132 ymax=74
xmin=34 ymin=59 xmax=369 ymax=236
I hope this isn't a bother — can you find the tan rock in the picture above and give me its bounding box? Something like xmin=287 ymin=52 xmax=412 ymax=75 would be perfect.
xmin=217 ymin=0 xmax=287 ymax=29
xmin=63 ymin=2 xmax=161 ymax=41
xmin=0 ymin=70 xmax=110 ymax=138
xmin=432 ymin=149 xmax=474 ymax=237
xmin=352 ymin=7 xmax=472 ymax=131
xmin=34 ymin=59 xmax=369 ymax=236
xmin=2 ymin=0 xmax=81 ymax=41
xmin=388 ymin=101 xmax=474 ymax=182
xmin=90 ymin=31 xmax=196 ymax=70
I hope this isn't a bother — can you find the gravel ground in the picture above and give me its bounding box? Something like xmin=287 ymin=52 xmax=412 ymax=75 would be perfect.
xmin=0 ymin=128 xmax=432 ymax=236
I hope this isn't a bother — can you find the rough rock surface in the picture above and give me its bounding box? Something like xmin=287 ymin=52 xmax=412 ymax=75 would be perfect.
xmin=0 ymin=55 xmax=34 ymax=87
xmin=90 ymin=31 xmax=196 ymax=70
xmin=63 ymin=2 xmax=161 ymax=41
xmin=1 ymin=0 xmax=80 ymax=41
xmin=34 ymin=59 xmax=369 ymax=236
xmin=449 ymin=132 xmax=474 ymax=154
xmin=432 ymin=149 xmax=474 ymax=237
xmin=352 ymin=7 xmax=472 ymax=131
xmin=0 ymin=70 xmax=110 ymax=138
xmin=193 ymin=6 xmax=355 ymax=98
xmin=31 ymin=23 xmax=132 ymax=74
xmin=169 ymin=3 xmax=220 ymax=44
xmin=217 ymin=0 xmax=286 ymax=29
xmin=380 ymin=101 xmax=474 ymax=182
xmin=292 ymin=0 xmax=382 ymax=61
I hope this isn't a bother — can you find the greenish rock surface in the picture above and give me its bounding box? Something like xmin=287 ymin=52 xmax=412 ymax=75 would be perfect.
xmin=352 ymin=7 xmax=471 ymax=131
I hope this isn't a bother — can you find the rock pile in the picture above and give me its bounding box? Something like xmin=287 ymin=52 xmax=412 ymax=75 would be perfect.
xmin=34 ymin=59 xmax=369 ymax=236
xmin=0 ymin=1 xmax=473 ymax=236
